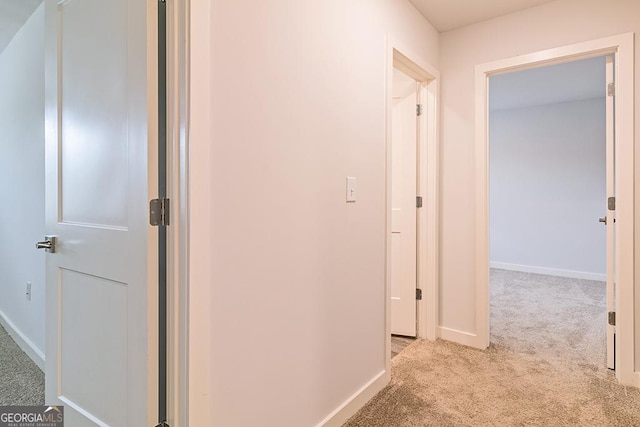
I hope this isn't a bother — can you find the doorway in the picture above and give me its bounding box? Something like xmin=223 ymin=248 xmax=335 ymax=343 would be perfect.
xmin=474 ymin=33 xmax=636 ymax=386
xmin=488 ymin=55 xmax=611 ymax=368
xmin=0 ymin=0 xmax=188 ymax=425
xmin=385 ymin=42 xmax=440 ymax=368
xmin=390 ymin=67 xmax=418 ymax=340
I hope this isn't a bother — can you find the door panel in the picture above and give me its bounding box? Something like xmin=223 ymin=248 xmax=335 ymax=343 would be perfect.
xmin=390 ymin=70 xmax=417 ymax=337
xmin=605 ymin=54 xmax=615 ymax=370
xmin=59 ymin=0 xmax=128 ymax=228
xmin=44 ymin=0 xmax=153 ymax=425
xmin=60 ymin=270 xmax=127 ymax=426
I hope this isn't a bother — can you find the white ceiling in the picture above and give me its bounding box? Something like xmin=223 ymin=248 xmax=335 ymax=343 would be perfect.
xmin=408 ymin=0 xmax=557 ymax=32
xmin=0 ymin=0 xmax=42 ymax=54
xmin=489 ymin=56 xmax=607 ymax=111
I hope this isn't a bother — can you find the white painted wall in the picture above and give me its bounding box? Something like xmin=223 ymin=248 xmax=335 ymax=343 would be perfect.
xmin=0 ymin=4 xmax=45 ymax=364
xmin=490 ymin=98 xmax=606 ymax=280
xmin=189 ymin=0 xmax=439 ymax=425
xmin=438 ymin=0 xmax=640 ymax=362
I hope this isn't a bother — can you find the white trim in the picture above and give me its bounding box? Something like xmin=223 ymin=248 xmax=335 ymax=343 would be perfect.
xmin=385 ymin=36 xmax=441 ymax=372
xmin=317 ymin=370 xmax=388 ymax=427
xmin=0 ymin=310 xmax=45 ymax=370
xmin=186 ymin=0 xmax=212 ymax=424
xmin=166 ymin=0 xmax=190 ymax=425
xmin=475 ymin=33 xmax=635 ymax=385
xmin=490 ymin=262 xmax=606 ymax=282
xmin=438 ymin=327 xmax=483 ymax=348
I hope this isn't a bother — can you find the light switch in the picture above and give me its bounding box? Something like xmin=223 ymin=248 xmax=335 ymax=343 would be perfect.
xmin=346 ymin=177 xmax=357 ymax=203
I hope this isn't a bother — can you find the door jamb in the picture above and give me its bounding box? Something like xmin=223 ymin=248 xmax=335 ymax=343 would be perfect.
xmin=165 ymin=0 xmax=192 ymax=425
xmin=385 ymin=36 xmax=440 ymax=376
xmin=474 ymin=33 xmax=636 ymax=386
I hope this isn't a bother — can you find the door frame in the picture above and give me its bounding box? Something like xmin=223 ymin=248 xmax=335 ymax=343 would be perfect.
xmin=474 ymin=33 xmax=636 ymax=386
xmin=165 ymin=0 xmax=216 ymax=425
xmin=163 ymin=0 xmax=195 ymax=425
xmin=385 ymin=36 xmax=440 ymax=375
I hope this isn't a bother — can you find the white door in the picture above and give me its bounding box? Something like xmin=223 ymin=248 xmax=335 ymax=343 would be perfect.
xmin=604 ymin=55 xmax=615 ymax=370
xmin=42 ymin=0 xmax=155 ymax=425
xmin=390 ymin=69 xmax=418 ymax=337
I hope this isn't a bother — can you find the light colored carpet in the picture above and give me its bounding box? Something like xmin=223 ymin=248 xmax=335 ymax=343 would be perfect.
xmin=0 ymin=323 xmax=44 ymax=405
xmin=344 ymin=270 xmax=640 ymax=426
xmin=490 ymin=268 xmax=607 ymax=366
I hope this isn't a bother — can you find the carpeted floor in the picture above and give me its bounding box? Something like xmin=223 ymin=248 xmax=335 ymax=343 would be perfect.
xmin=344 ymin=270 xmax=640 ymax=426
xmin=0 ymin=323 xmax=44 ymax=405
xmin=490 ymin=268 xmax=607 ymax=366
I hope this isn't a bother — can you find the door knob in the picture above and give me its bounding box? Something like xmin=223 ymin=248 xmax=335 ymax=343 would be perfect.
xmin=36 ymin=236 xmax=57 ymax=253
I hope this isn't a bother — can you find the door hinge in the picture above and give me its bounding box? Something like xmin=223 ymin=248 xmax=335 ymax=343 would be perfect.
xmin=608 ymin=196 xmax=616 ymax=211
xmin=608 ymin=311 xmax=616 ymax=326
xmin=416 ymin=104 xmax=423 ymax=116
xmin=607 ymin=82 xmax=615 ymax=97
xmin=416 ymin=288 xmax=423 ymax=300
xmin=150 ymin=197 xmax=171 ymax=226
xmin=155 ymin=422 xmax=170 ymax=427
xmin=416 ymin=196 xmax=423 ymax=208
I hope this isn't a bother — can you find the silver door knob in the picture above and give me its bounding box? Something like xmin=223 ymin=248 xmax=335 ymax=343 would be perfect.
xmin=598 ymin=217 xmax=607 ymax=225
xmin=36 ymin=236 xmax=57 ymax=253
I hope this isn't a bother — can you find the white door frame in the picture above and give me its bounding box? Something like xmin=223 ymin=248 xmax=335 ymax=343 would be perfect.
xmin=165 ymin=0 xmax=215 ymax=425
xmin=162 ymin=0 xmax=205 ymax=425
xmin=164 ymin=0 xmax=189 ymax=425
xmin=385 ymin=36 xmax=440 ymax=374
xmin=474 ymin=33 xmax=636 ymax=386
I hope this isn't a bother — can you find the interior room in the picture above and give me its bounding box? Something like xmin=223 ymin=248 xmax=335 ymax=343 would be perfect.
xmin=0 ymin=0 xmax=46 ymax=405
xmin=489 ymin=56 xmax=609 ymax=367
xmin=2 ymin=0 xmax=640 ymax=426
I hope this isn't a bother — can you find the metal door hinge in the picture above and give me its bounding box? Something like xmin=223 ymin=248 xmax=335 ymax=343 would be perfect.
xmin=416 ymin=289 xmax=423 ymax=300
xmin=607 ymin=82 xmax=615 ymax=97
xmin=416 ymin=104 xmax=423 ymax=116
xmin=150 ymin=198 xmax=171 ymax=226
xmin=608 ymin=311 xmax=616 ymax=326
xmin=155 ymin=422 xmax=170 ymax=427
xmin=608 ymin=196 xmax=616 ymax=211
xmin=416 ymin=196 xmax=423 ymax=208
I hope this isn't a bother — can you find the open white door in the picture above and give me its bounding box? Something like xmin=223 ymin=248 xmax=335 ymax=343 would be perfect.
xmin=604 ymin=55 xmax=616 ymax=370
xmin=390 ymin=69 xmax=417 ymax=337
xmin=43 ymin=0 xmax=156 ymax=425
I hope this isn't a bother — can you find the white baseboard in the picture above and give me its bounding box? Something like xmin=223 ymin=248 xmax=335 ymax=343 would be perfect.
xmin=318 ymin=370 xmax=388 ymax=427
xmin=439 ymin=327 xmax=485 ymax=349
xmin=490 ymin=262 xmax=606 ymax=282
xmin=0 ymin=310 xmax=45 ymax=370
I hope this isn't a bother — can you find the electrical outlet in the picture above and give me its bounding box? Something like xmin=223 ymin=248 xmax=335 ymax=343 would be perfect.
xmin=26 ymin=282 xmax=31 ymax=301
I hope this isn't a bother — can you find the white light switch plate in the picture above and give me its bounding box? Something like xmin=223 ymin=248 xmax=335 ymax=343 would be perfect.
xmin=346 ymin=177 xmax=357 ymax=202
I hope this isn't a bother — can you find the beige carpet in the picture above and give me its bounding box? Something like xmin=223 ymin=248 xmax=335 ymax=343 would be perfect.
xmin=0 ymin=323 xmax=44 ymax=405
xmin=344 ymin=270 xmax=640 ymax=426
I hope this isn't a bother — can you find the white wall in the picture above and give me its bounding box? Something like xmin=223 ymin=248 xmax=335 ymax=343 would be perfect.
xmin=490 ymin=98 xmax=606 ymax=280
xmin=189 ymin=0 xmax=439 ymax=425
xmin=438 ymin=0 xmax=640 ymax=360
xmin=0 ymin=4 xmax=45 ymax=364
